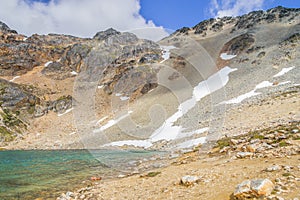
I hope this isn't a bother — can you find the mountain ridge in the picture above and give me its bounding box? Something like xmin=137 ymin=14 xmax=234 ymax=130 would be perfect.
xmin=0 ymin=6 xmax=298 ymax=150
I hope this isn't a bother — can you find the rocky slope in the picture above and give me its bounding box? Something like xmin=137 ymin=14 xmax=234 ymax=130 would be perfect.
xmin=58 ymin=121 xmax=300 ymax=200
xmin=0 ymin=6 xmax=299 ymax=151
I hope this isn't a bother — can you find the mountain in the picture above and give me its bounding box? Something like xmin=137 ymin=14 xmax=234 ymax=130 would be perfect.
xmin=0 ymin=6 xmax=299 ymax=150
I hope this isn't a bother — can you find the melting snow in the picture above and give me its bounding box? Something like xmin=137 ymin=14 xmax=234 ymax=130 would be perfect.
xmin=150 ymin=66 xmax=237 ymax=142
xmin=273 ymin=66 xmax=295 ymax=78
xmin=9 ymin=76 xmax=20 ymax=82
xmin=44 ymin=61 xmax=53 ymax=67
xmin=220 ymin=53 xmax=237 ymax=60
xmin=98 ymin=85 xmax=104 ymax=89
xmin=221 ymin=90 xmax=260 ymax=104
xmin=255 ymin=81 xmax=273 ymax=89
xmin=93 ymin=111 xmax=133 ymax=133
xmin=103 ymin=67 xmax=237 ymax=148
xmin=115 ymin=93 xmax=122 ymax=97
xmin=160 ymin=46 xmax=176 ymax=63
xmin=221 ymin=80 xmax=290 ymax=105
xmin=57 ymin=107 xmax=74 ymax=117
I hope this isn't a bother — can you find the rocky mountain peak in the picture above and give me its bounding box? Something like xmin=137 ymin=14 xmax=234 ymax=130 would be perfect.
xmin=0 ymin=21 xmax=17 ymax=34
xmin=93 ymin=28 xmax=121 ymax=40
xmin=174 ymin=6 xmax=299 ymax=36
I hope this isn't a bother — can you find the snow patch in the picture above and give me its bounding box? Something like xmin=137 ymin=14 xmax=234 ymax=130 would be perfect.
xmin=9 ymin=76 xmax=20 ymax=82
xmin=115 ymin=93 xmax=122 ymax=97
xmin=255 ymin=81 xmax=273 ymax=89
xmin=222 ymin=90 xmax=260 ymax=104
xmin=44 ymin=61 xmax=53 ymax=67
xmin=102 ymin=67 xmax=236 ymax=148
xmin=221 ymin=80 xmax=291 ymax=105
xmin=150 ymin=66 xmax=237 ymax=142
xmin=160 ymin=46 xmax=176 ymax=63
xmin=273 ymin=66 xmax=295 ymax=78
xmin=97 ymin=85 xmax=104 ymax=89
xmin=93 ymin=111 xmax=133 ymax=133
xmin=278 ymin=81 xmax=291 ymax=85
xmin=220 ymin=53 xmax=237 ymax=60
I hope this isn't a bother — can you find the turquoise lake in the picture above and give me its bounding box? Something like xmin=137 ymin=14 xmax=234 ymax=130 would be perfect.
xmin=0 ymin=149 xmax=162 ymax=200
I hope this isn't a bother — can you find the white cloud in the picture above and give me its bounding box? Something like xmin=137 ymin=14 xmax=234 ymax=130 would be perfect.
xmin=0 ymin=0 xmax=169 ymax=41
xmin=210 ymin=0 xmax=265 ymax=18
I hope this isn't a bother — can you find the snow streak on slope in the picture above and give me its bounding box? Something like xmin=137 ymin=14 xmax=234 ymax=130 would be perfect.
xmin=221 ymin=81 xmax=291 ymax=104
xmin=220 ymin=53 xmax=236 ymax=60
xmin=160 ymin=46 xmax=176 ymax=63
xmin=93 ymin=111 xmax=133 ymax=133
xmin=9 ymin=76 xmax=20 ymax=82
xmin=273 ymin=66 xmax=295 ymax=77
xmin=103 ymin=66 xmax=237 ymax=148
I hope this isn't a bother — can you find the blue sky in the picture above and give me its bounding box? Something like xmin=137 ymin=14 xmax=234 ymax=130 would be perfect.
xmin=0 ymin=0 xmax=299 ymax=40
xmin=140 ymin=0 xmax=300 ymax=31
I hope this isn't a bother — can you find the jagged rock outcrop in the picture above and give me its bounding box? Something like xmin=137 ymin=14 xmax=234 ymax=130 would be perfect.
xmin=0 ymin=78 xmax=39 ymax=111
xmin=221 ymin=33 xmax=255 ymax=55
xmin=174 ymin=6 xmax=300 ymax=36
xmin=0 ymin=21 xmax=17 ymax=34
xmin=93 ymin=28 xmax=121 ymax=41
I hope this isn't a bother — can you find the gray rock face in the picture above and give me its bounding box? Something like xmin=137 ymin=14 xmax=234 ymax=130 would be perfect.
xmin=0 ymin=79 xmax=39 ymax=110
xmin=0 ymin=21 xmax=17 ymax=34
xmin=93 ymin=28 xmax=121 ymax=41
xmin=34 ymin=95 xmax=73 ymax=117
xmin=221 ymin=34 xmax=255 ymax=55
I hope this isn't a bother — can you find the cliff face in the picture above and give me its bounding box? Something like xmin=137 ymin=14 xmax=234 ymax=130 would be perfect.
xmin=0 ymin=6 xmax=299 ymax=149
xmin=0 ymin=21 xmax=163 ymax=145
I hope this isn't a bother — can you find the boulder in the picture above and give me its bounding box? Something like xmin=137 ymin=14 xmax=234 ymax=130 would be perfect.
xmin=233 ymin=179 xmax=274 ymax=199
xmin=180 ymin=175 xmax=201 ymax=186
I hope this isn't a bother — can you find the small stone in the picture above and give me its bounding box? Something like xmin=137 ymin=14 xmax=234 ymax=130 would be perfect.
xmin=265 ymin=165 xmax=281 ymax=172
xmin=118 ymin=174 xmax=126 ymax=178
xmin=79 ymin=194 xmax=85 ymax=199
xmin=180 ymin=175 xmax=201 ymax=186
xmin=283 ymin=166 xmax=292 ymax=172
xmin=264 ymin=134 xmax=275 ymax=139
xmin=231 ymin=139 xmax=239 ymax=145
xmin=66 ymin=192 xmax=74 ymax=198
xmin=292 ymin=129 xmax=299 ymax=133
xmin=250 ymin=139 xmax=260 ymax=144
xmin=236 ymin=152 xmax=253 ymax=158
xmin=246 ymin=144 xmax=257 ymax=153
